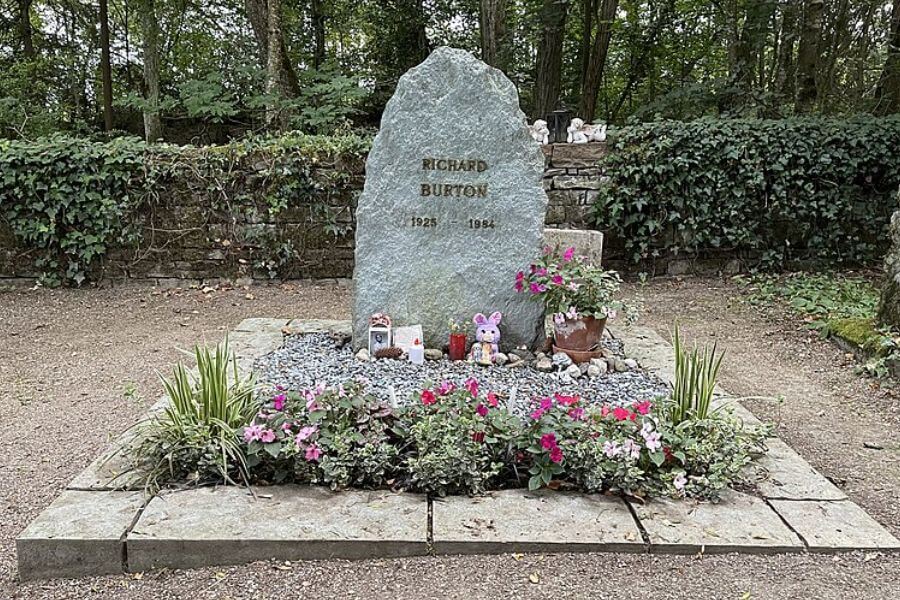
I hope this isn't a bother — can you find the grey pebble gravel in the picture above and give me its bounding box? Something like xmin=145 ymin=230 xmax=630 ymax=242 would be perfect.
xmin=254 ymin=333 xmax=668 ymax=412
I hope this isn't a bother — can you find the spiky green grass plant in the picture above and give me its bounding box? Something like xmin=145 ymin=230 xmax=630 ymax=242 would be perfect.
xmin=668 ymin=325 xmax=725 ymax=426
xmin=132 ymin=340 xmax=258 ymax=492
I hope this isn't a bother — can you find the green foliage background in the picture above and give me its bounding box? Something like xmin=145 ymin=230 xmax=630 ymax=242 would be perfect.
xmin=596 ymin=116 xmax=900 ymax=266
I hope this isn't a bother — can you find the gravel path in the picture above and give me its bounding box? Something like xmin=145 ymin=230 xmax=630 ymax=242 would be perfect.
xmin=2 ymin=277 xmax=900 ymax=599
xmin=254 ymin=333 xmax=667 ymax=413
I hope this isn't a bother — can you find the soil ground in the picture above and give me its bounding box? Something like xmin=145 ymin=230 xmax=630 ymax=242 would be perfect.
xmin=2 ymin=277 xmax=899 ymax=600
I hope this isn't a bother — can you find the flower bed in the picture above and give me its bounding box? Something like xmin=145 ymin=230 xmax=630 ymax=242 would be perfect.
xmin=239 ymin=378 xmax=768 ymax=500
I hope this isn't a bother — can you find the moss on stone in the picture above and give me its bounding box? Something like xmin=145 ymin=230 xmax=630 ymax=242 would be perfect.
xmin=827 ymin=317 xmax=882 ymax=352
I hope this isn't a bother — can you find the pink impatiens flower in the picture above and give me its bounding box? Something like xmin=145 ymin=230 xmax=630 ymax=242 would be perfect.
xmin=242 ymin=424 xmax=264 ymax=443
xmin=437 ymin=380 xmax=456 ymax=396
xmin=272 ymin=393 xmax=286 ymax=411
xmin=487 ymin=391 xmax=499 ymax=407
xmin=540 ymin=433 xmax=557 ymax=450
xmin=549 ymin=446 xmax=564 ymax=463
xmin=673 ymin=472 xmax=687 ymax=491
xmin=563 ymin=246 xmax=576 ymax=262
xmin=552 ymin=274 xmax=564 ymax=285
xmin=294 ymin=425 xmax=318 ymax=445
xmin=622 ymin=438 xmax=641 ymax=460
xmin=613 ymin=406 xmax=632 ymax=421
xmin=464 ymin=377 xmax=479 ymax=398
xmin=475 ymin=403 xmax=488 ymax=417
xmin=305 ymin=443 xmax=322 ymax=462
xmin=603 ymin=440 xmax=621 ymax=458
xmin=633 ymin=400 xmax=652 ymax=415
xmin=568 ymin=407 xmax=585 ymax=421
xmin=421 ymin=389 xmax=437 ymax=406
xmin=260 ymin=429 xmax=276 ymax=443
xmin=530 ymin=408 xmax=545 ymax=420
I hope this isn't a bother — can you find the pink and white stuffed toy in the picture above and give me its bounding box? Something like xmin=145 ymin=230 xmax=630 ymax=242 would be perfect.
xmin=468 ymin=312 xmax=502 ymax=365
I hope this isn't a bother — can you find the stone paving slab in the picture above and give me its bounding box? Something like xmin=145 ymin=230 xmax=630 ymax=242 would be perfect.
xmin=233 ymin=317 xmax=292 ymax=333
xmin=631 ymin=490 xmax=803 ymax=554
xmin=16 ymin=490 xmax=146 ymax=580
xmin=770 ymin=500 xmax=900 ymax=552
xmin=432 ymin=490 xmax=643 ymax=554
xmin=127 ymin=485 xmax=429 ymax=571
xmin=285 ymin=318 xmax=352 ymax=336
xmin=752 ymin=438 xmax=848 ymax=501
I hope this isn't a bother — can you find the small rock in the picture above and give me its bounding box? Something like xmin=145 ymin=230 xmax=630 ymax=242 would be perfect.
xmin=623 ymin=358 xmax=639 ymax=370
xmin=559 ymin=373 xmax=574 ymax=385
xmin=565 ymin=364 xmax=581 ymax=379
xmin=613 ymin=359 xmax=629 ymax=372
xmin=494 ymin=352 xmax=509 ymax=366
xmin=510 ymin=348 xmax=535 ymax=362
xmin=578 ymin=363 xmax=589 ymax=376
xmin=535 ymin=357 xmax=553 ymax=372
xmin=587 ymin=364 xmax=602 ymax=378
xmin=424 ymin=348 xmax=443 ymax=361
xmin=552 ymin=352 xmax=573 ymax=368
xmin=355 ymin=348 xmax=370 ymax=362
xmin=535 ymin=351 xmax=547 ymax=360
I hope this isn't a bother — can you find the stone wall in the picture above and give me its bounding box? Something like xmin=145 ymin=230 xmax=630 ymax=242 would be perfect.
xmin=0 ymin=141 xmax=723 ymax=285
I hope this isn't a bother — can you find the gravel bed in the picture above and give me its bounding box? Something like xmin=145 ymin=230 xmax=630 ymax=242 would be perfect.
xmin=254 ymin=333 xmax=668 ymax=412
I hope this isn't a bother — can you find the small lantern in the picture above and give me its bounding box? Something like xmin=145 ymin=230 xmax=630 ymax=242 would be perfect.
xmin=368 ymin=313 xmax=392 ymax=355
xmin=546 ymin=106 xmax=572 ymax=143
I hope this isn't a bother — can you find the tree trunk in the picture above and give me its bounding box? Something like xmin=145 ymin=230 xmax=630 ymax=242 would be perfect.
xmin=266 ymin=0 xmax=287 ymax=129
xmin=19 ymin=0 xmax=34 ymax=58
xmin=139 ymin=0 xmax=162 ymax=141
xmin=479 ymin=0 xmax=509 ymax=70
xmin=875 ymin=0 xmax=900 ymax=115
xmin=775 ymin=1 xmax=798 ymax=102
xmin=245 ymin=0 xmax=300 ymax=92
xmin=578 ymin=0 xmax=595 ymax=87
xmin=795 ymin=0 xmax=823 ymax=113
xmin=578 ymin=0 xmax=617 ymax=122
xmin=533 ymin=0 xmax=570 ymax=118
xmin=312 ymin=0 xmax=326 ymax=69
xmin=722 ymin=0 xmax=775 ymax=112
xmin=99 ymin=0 xmax=114 ymax=131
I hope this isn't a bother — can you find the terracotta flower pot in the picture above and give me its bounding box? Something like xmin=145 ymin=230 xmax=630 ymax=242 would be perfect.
xmin=448 ymin=333 xmax=468 ymax=361
xmin=553 ymin=315 xmax=607 ymax=352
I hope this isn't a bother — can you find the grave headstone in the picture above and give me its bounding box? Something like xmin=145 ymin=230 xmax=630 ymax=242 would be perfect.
xmin=352 ymin=47 xmax=547 ymax=350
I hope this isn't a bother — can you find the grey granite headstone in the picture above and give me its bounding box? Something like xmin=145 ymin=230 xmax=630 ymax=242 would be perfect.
xmin=353 ymin=47 xmax=547 ymax=350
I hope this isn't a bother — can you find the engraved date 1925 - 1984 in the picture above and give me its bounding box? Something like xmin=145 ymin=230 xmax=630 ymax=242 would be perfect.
xmin=409 ymin=216 xmax=497 ymax=229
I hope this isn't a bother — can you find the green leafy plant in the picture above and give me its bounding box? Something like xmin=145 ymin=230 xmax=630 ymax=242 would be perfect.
xmin=132 ymin=341 xmax=257 ymax=492
xmin=669 ymin=325 xmax=724 ymax=425
xmin=597 ymin=117 xmax=900 ymax=267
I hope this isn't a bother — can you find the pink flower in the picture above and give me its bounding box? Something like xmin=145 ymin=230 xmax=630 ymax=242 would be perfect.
xmin=568 ymin=282 xmax=580 ymax=292
xmin=563 ymin=247 xmax=576 ymax=262
xmin=471 ymin=431 xmax=485 ymax=443
xmin=242 ymin=424 xmax=264 ymax=443
xmin=476 ymin=403 xmax=488 ymax=417
xmin=633 ymin=400 xmax=652 ymax=415
xmin=600 ymin=405 xmax=611 ymax=418
xmin=515 ymin=270 xmax=525 ymax=282
xmin=305 ymin=443 xmax=322 ymax=462
xmin=622 ymin=438 xmax=641 ymax=460
xmin=272 ymin=394 xmax=286 ymax=411
xmin=529 ymin=282 xmax=546 ymax=294
xmin=549 ymin=446 xmax=564 ymax=463
xmin=673 ymin=473 xmax=687 ymax=491
xmin=514 ymin=280 xmax=524 ymax=292
xmin=551 ymin=274 xmax=564 ymax=285
xmin=565 ymin=306 xmax=578 ymax=320
xmin=554 ymin=393 xmax=579 ymax=406
xmin=530 ymin=408 xmax=545 ymax=420
xmin=568 ymin=407 xmax=585 ymax=420
xmin=421 ymin=389 xmax=437 ymax=405
xmin=553 ymin=313 xmax=565 ymax=325
xmin=535 ymin=267 xmax=547 ymax=277
xmin=540 ymin=433 xmax=557 ymax=450
xmin=294 ymin=425 xmax=318 ymax=444
xmin=530 ymin=264 xmax=538 ymax=274
xmin=487 ymin=391 xmax=499 ymax=407
xmin=281 ymin=422 xmax=293 ymax=432
xmin=437 ymin=380 xmax=456 ymax=396
xmin=613 ymin=406 xmax=632 ymax=421
xmin=540 ymin=397 xmax=553 ymax=411
xmin=260 ymin=429 xmax=276 ymax=443
xmin=603 ymin=440 xmax=621 ymax=458
xmin=464 ymin=377 xmax=479 ymax=398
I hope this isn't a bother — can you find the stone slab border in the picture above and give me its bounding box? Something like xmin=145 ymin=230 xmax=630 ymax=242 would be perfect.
xmin=16 ymin=320 xmax=900 ymax=580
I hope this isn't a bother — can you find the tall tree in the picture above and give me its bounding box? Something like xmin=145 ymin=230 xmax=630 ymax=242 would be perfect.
xmin=244 ymin=0 xmax=300 ymax=92
xmin=875 ymin=0 xmax=900 ymax=114
xmin=775 ymin=1 xmax=799 ymax=102
xmin=795 ymin=0 xmax=823 ymax=112
xmin=479 ymin=0 xmax=509 ymax=70
xmin=578 ymin=0 xmax=618 ymax=121
xmin=99 ymin=0 xmax=114 ymax=131
xmin=312 ymin=0 xmax=327 ymax=69
xmin=533 ymin=0 xmax=570 ymax=118
xmin=139 ymin=0 xmax=162 ymax=140
xmin=266 ymin=0 xmax=287 ymax=128
xmin=578 ymin=0 xmax=595 ymax=86
xmin=18 ymin=0 xmax=34 ymax=58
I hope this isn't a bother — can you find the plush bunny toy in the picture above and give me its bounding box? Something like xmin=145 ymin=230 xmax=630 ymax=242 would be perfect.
xmin=468 ymin=312 xmax=502 ymax=366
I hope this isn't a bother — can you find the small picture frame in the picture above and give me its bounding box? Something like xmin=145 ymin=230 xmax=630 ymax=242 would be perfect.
xmin=368 ymin=313 xmax=392 ymax=355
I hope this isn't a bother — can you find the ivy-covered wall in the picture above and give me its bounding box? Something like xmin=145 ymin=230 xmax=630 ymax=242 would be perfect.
xmin=2 ymin=117 xmax=900 ymax=285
